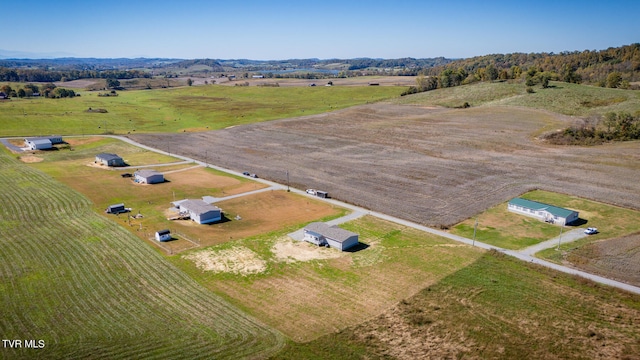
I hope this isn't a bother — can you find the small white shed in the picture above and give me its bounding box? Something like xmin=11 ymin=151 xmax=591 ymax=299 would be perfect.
xmin=134 ymin=170 xmax=164 ymax=184
xmin=155 ymin=229 xmax=172 ymax=242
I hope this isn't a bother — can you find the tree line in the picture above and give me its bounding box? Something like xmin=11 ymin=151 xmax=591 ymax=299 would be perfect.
xmin=543 ymin=112 xmax=640 ymax=145
xmin=423 ymin=44 xmax=640 ymax=89
xmin=1 ymin=83 xmax=76 ymax=98
xmin=0 ymin=68 xmax=150 ymax=83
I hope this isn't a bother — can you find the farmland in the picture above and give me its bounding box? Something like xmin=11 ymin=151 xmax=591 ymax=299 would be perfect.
xmin=277 ymin=250 xmax=640 ymax=359
xmin=3 ymin=78 xmax=640 ymax=358
xmin=0 ymin=150 xmax=284 ymax=359
xmin=0 ymin=84 xmax=404 ymax=137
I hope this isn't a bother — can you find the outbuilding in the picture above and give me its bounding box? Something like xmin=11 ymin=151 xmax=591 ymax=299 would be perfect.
xmin=106 ymin=203 xmax=126 ymax=214
xmin=303 ymin=222 xmax=359 ymax=251
xmin=25 ymin=138 xmax=52 ymax=150
xmin=507 ymin=198 xmax=579 ymax=226
xmin=134 ymin=169 xmax=164 ymax=184
xmin=155 ymin=229 xmax=172 ymax=242
xmin=96 ymin=153 xmax=125 ymax=167
xmin=178 ymin=199 xmax=222 ymax=224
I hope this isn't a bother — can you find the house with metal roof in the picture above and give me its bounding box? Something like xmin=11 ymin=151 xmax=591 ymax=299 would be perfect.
xmin=25 ymin=138 xmax=52 ymax=150
xmin=96 ymin=153 xmax=125 ymax=167
xmin=303 ymin=222 xmax=359 ymax=251
xmin=177 ymin=199 xmax=222 ymax=224
xmin=134 ymin=169 xmax=164 ymax=184
xmin=507 ymin=198 xmax=579 ymax=226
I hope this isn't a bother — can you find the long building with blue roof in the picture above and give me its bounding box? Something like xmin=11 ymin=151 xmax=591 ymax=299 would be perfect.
xmin=507 ymin=198 xmax=579 ymax=226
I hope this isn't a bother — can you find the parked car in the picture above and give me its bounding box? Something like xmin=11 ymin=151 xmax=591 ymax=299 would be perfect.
xmin=242 ymin=172 xmax=250 ymax=176
xmin=306 ymin=189 xmax=316 ymax=195
xmin=249 ymin=173 xmax=258 ymax=178
xmin=584 ymin=227 xmax=598 ymax=235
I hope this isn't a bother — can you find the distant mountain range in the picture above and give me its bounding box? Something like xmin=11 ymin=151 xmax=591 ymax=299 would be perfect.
xmin=0 ymin=49 xmax=77 ymax=59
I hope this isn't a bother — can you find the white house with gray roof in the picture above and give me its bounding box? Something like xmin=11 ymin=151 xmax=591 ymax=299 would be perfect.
xmin=177 ymin=199 xmax=222 ymax=224
xmin=24 ymin=136 xmax=63 ymax=150
xmin=303 ymin=222 xmax=359 ymax=251
xmin=96 ymin=153 xmax=125 ymax=167
xmin=508 ymin=198 xmax=579 ymax=226
xmin=134 ymin=169 xmax=164 ymax=184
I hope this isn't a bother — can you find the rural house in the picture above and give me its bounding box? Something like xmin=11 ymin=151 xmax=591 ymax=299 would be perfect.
xmin=303 ymin=222 xmax=359 ymax=251
xmin=134 ymin=170 xmax=164 ymax=184
xmin=95 ymin=153 xmax=125 ymax=167
xmin=176 ymin=199 xmax=222 ymax=224
xmin=24 ymin=136 xmax=64 ymax=150
xmin=507 ymin=198 xmax=579 ymax=226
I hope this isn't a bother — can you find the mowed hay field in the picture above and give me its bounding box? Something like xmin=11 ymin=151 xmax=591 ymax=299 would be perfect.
xmin=0 ymin=84 xmax=404 ymax=137
xmin=0 ymin=151 xmax=284 ymax=359
xmin=277 ymin=251 xmax=640 ymax=360
xmin=25 ymin=138 xmax=344 ymax=253
xmin=171 ymin=215 xmax=484 ymax=342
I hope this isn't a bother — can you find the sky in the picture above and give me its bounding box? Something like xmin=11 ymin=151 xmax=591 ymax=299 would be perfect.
xmin=1 ymin=0 xmax=639 ymax=60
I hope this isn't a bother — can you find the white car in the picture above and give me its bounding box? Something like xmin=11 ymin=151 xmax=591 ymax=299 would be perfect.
xmin=584 ymin=227 xmax=598 ymax=235
xmin=306 ymin=189 xmax=316 ymax=195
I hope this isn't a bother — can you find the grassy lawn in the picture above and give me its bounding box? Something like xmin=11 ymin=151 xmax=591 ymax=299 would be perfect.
xmin=171 ymin=215 xmax=484 ymax=342
xmin=394 ymin=81 xmax=640 ymax=116
xmin=0 ymin=150 xmax=284 ymax=359
xmin=0 ymin=85 xmax=405 ymax=137
xmin=451 ymin=190 xmax=640 ymax=250
xmin=276 ymin=250 xmax=640 ymax=359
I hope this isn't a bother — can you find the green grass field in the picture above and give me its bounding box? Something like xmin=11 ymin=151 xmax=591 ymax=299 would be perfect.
xmin=0 ymin=149 xmax=284 ymax=359
xmin=0 ymin=85 xmax=404 ymax=137
xmin=394 ymin=81 xmax=640 ymax=116
xmin=451 ymin=190 xmax=640 ymax=250
xmin=276 ymin=250 xmax=640 ymax=359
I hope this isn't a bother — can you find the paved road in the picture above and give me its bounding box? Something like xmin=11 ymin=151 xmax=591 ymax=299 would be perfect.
xmin=0 ymin=138 xmax=25 ymax=152
xmin=13 ymin=135 xmax=639 ymax=295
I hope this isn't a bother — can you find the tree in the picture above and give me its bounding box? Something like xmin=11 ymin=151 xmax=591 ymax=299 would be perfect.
xmin=106 ymin=78 xmax=120 ymax=89
xmin=606 ymin=72 xmax=622 ymax=88
xmin=187 ymin=78 xmax=193 ymax=86
xmin=17 ymin=88 xmax=26 ymax=98
xmin=485 ymin=64 xmax=499 ymax=81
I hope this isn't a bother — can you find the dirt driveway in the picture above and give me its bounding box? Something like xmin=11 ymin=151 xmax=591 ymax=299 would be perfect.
xmin=129 ymin=103 xmax=640 ymax=228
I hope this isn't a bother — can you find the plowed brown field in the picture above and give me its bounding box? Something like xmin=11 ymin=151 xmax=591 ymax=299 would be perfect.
xmin=129 ymin=103 xmax=640 ymax=228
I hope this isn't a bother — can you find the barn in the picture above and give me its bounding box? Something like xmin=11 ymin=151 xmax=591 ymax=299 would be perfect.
xmin=303 ymin=222 xmax=359 ymax=251
xmin=96 ymin=153 xmax=125 ymax=167
xmin=507 ymin=198 xmax=579 ymax=226
xmin=155 ymin=229 xmax=172 ymax=242
xmin=178 ymin=199 xmax=222 ymax=224
xmin=134 ymin=170 xmax=164 ymax=184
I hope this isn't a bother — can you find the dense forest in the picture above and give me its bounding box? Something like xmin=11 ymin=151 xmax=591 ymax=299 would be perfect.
xmin=424 ymin=44 xmax=640 ymax=88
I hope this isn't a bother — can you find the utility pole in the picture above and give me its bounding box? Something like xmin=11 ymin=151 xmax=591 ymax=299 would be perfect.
xmin=473 ymin=217 xmax=478 ymax=246
xmin=286 ymin=170 xmax=290 ymax=192
xmin=205 ymin=150 xmax=208 ymax=167
xmin=556 ymin=224 xmax=564 ymax=250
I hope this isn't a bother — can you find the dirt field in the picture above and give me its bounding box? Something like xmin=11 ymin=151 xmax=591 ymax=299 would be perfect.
xmin=129 ymin=103 xmax=640 ymax=229
xmin=567 ymin=233 xmax=640 ymax=287
xmin=213 ymin=76 xmax=417 ymax=87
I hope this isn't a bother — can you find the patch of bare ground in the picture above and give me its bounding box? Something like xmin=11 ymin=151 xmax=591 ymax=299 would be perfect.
xmin=272 ymin=238 xmax=343 ymax=263
xmin=567 ymin=233 xmax=640 ymax=287
xmin=184 ymin=247 xmax=267 ymax=275
xmin=19 ymin=155 xmax=43 ymax=163
xmin=218 ymin=76 xmax=416 ymax=87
